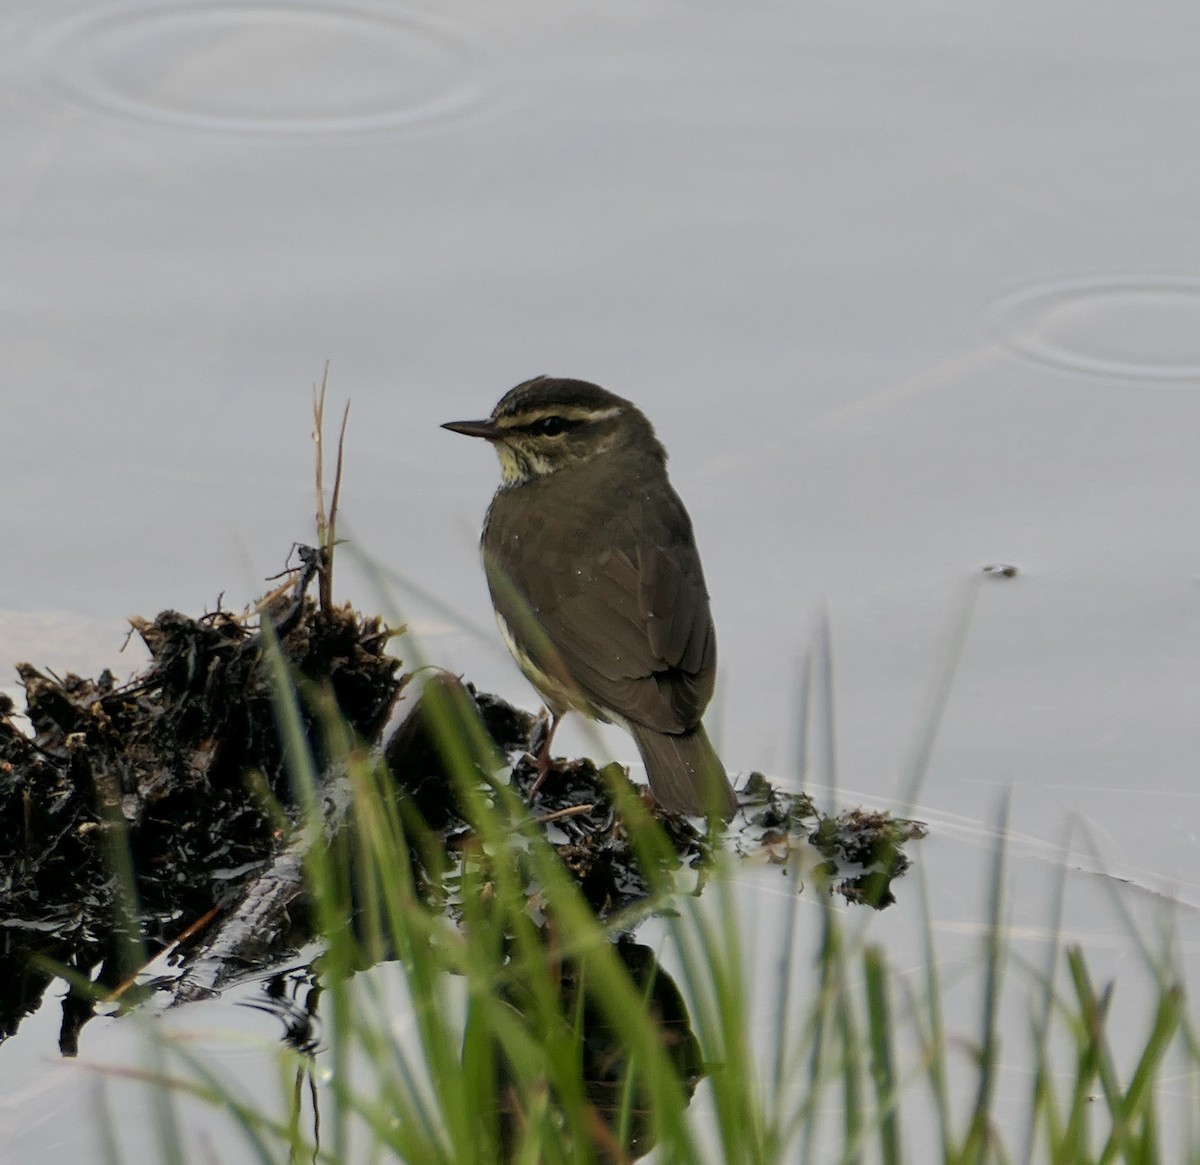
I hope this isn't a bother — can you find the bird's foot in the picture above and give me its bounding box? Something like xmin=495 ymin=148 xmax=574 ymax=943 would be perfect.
xmin=526 ymin=761 xmax=556 ymax=799
xmin=522 ymin=709 xmax=562 ymax=799
xmin=526 ymin=708 xmax=554 ymax=759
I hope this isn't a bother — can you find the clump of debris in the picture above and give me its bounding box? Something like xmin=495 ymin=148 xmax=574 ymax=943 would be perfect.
xmin=0 ymin=546 xmax=923 ymax=1052
xmin=0 ymin=549 xmax=402 ymax=1046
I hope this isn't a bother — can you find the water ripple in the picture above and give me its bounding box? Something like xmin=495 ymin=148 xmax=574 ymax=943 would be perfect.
xmin=30 ymin=1 xmax=486 ymax=135
xmin=991 ymin=275 xmax=1200 ymax=382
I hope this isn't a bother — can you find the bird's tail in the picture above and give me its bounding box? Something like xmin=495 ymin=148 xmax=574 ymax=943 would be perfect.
xmin=628 ymin=721 xmax=738 ymax=819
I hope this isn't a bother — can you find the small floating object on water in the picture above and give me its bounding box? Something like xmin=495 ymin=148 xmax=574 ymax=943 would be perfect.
xmin=981 ymin=563 xmax=1019 ymax=578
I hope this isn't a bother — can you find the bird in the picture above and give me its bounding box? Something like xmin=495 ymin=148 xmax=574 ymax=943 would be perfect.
xmin=442 ymin=375 xmax=738 ymax=818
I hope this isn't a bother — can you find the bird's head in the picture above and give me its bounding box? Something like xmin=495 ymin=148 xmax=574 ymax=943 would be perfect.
xmin=442 ymin=376 xmax=663 ymax=487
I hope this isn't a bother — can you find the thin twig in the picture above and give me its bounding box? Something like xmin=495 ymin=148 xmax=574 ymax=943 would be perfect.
xmin=310 ymin=362 xmax=348 ymax=616
xmin=533 ymin=804 xmax=597 ymax=825
xmin=322 ymin=397 xmax=351 ymax=614
xmin=312 ymin=362 xmax=329 ymax=552
xmin=106 ymin=904 xmax=222 ymax=1001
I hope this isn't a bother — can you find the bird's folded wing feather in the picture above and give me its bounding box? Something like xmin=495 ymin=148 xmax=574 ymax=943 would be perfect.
xmin=488 ymin=490 xmax=715 ymax=735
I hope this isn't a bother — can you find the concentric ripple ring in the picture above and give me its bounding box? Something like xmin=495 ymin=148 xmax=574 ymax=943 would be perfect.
xmin=991 ymin=275 xmax=1200 ymax=381
xmin=32 ymin=1 xmax=484 ymax=135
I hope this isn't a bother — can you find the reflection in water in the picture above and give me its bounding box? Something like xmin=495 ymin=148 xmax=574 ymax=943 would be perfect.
xmin=242 ymin=963 xmax=323 ymax=1056
xmin=249 ymin=939 xmax=701 ymax=1163
xmin=492 ymin=938 xmax=704 ymax=1161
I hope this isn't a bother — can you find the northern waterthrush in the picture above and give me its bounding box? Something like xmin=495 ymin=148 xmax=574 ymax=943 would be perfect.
xmin=443 ymin=376 xmax=738 ymax=818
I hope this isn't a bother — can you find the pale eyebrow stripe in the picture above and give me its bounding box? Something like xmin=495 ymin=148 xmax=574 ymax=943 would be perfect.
xmin=496 ymin=404 xmax=622 ymax=428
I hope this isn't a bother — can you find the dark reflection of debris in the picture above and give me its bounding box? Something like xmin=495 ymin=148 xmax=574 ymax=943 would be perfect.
xmin=240 ymin=964 xmax=323 ymax=1056
xmin=246 ymin=933 xmax=700 ymax=1163
xmin=494 ymin=937 xmax=703 ymax=1162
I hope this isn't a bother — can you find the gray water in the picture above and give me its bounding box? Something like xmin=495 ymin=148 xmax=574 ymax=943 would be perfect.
xmin=3 ymin=0 xmax=1200 ymax=1159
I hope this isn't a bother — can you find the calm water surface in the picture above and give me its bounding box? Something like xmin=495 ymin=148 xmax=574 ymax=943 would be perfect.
xmin=3 ymin=0 xmax=1200 ymax=1159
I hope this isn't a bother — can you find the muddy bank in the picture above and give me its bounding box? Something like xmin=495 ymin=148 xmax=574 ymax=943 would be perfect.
xmin=0 ymin=549 xmax=922 ymax=1052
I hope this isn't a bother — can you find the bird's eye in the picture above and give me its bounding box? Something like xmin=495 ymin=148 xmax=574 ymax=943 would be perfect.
xmin=530 ymin=416 xmax=571 ymax=437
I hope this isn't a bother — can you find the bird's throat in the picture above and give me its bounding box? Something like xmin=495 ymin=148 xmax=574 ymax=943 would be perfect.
xmin=496 ymin=443 xmax=552 ymax=487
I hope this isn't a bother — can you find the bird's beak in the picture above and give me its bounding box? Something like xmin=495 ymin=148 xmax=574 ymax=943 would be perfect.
xmin=441 ymin=418 xmax=503 ymax=441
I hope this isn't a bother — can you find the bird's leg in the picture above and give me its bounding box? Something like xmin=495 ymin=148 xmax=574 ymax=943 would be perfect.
xmin=526 ymin=710 xmax=563 ymax=797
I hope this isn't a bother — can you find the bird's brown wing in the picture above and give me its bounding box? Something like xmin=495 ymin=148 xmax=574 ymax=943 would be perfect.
xmin=484 ymin=467 xmax=715 ymax=735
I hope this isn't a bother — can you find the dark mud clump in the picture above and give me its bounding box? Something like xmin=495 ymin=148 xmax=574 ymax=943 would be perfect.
xmin=385 ymin=673 xmax=925 ymax=918
xmin=0 ymin=560 xmax=401 ymax=1048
